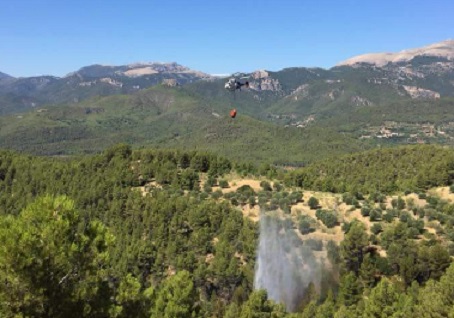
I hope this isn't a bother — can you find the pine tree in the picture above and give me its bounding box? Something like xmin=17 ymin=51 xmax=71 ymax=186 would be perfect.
xmin=301 ymin=301 xmax=317 ymax=318
xmin=315 ymin=289 xmax=335 ymax=318
xmin=152 ymin=270 xmax=196 ymax=318
xmin=359 ymin=254 xmax=377 ymax=288
xmin=0 ymin=195 xmax=115 ymax=317
xmin=337 ymin=272 xmax=362 ymax=307
xmin=340 ymin=221 xmax=369 ymax=275
xmin=240 ymin=290 xmax=274 ymax=318
xmin=363 ymin=278 xmax=401 ymax=318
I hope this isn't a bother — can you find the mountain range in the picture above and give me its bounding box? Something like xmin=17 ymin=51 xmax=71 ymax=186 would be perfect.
xmin=0 ymin=62 xmax=211 ymax=114
xmin=1 ymin=40 xmax=454 ymax=164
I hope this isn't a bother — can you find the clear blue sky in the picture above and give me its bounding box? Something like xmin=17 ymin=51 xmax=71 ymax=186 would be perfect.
xmin=1 ymin=0 xmax=453 ymax=77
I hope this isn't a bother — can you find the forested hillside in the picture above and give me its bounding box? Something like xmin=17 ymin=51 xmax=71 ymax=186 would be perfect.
xmin=2 ymin=42 xmax=454 ymax=164
xmin=285 ymin=145 xmax=454 ymax=193
xmin=0 ymin=85 xmax=370 ymax=164
xmin=0 ymin=145 xmax=258 ymax=317
xmin=1 ymin=144 xmax=454 ymax=317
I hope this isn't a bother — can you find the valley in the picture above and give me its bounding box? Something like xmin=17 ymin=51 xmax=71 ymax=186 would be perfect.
xmin=1 ymin=40 xmax=453 ymax=166
xmin=1 ymin=38 xmax=454 ymax=317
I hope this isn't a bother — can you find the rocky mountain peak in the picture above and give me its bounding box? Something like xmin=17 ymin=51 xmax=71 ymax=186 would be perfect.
xmin=248 ymin=70 xmax=282 ymax=92
xmin=122 ymin=62 xmax=210 ymax=78
xmin=337 ymin=39 xmax=454 ymax=67
xmin=66 ymin=62 xmax=211 ymax=79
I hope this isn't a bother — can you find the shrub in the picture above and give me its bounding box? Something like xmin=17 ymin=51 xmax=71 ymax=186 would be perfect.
xmin=308 ymin=197 xmax=319 ymax=209
xmin=273 ymin=182 xmax=283 ymax=192
xmin=396 ymin=197 xmax=406 ymax=210
xmin=203 ymin=182 xmax=212 ymax=193
xmin=205 ymin=176 xmax=216 ymax=187
xmin=425 ymin=208 xmax=437 ymax=221
xmin=406 ymin=227 xmax=420 ymax=239
xmin=299 ymin=220 xmax=314 ymax=235
xmin=315 ymin=209 xmax=338 ymax=228
xmin=371 ymin=223 xmax=383 ymax=235
xmin=219 ymin=179 xmax=229 ymax=188
xmin=272 ymin=192 xmax=283 ymax=200
xmin=258 ymin=195 xmax=268 ymax=207
xmin=369 ymin=209 xmax=382 ymax=222
xmin=289 ymin=191 xmax=303 ymax=204
xmin=279 ymin=198 xmax=291 ymax=214
xmin=445 ymin=229 xmax=454 ymax=242
xmin=417 ymin=208 xmax=425 ymax=218
xmin=260 ymin=180 xmax=272 ymax=191
xmin=324 ymin=214 xmax=338 ymax=228
xmin=236 ymin=185 xmax=255 ymax=197
xmin=354 ymin=192 xmax=365 ymax=200
xmin=399 ymin=211 xmax=411 ymax=223
xmin=224 ymin=192 xmax=235 ymax=199
xmin=211 ymin=189 xmax=223 ymax=200
xmin=352 ymin=198 xmax=361 ymax=209
xmin=237 ymin=194 xmax=248 ymax=205
xmin=298 ymin=215 xmax=316 ymax=234
xmin=406 ymin=198 xmax=416 ymax=210
xmin=361 ymin=206 xmax=371 ymax=217
xmin=342 ymin=193 xmax=354 ymax=205
xmin=342 ymin=221 xmax=351 ymax=234
xmin=383 ymin=212 xmax=395 ymax=223
xmin=427 ymin=196 xmax=439 ymax=208
xmin=370 ymin=191 xmax=386 ymax=203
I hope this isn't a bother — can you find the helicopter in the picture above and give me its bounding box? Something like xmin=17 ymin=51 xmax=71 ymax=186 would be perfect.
xmin=224 ymin=74 xmax=249 ymax=118
xmin=224 ymin=77 xmax=249 ymax=92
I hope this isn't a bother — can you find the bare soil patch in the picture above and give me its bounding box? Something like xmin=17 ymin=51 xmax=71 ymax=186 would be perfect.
xmin=429 ymin=187 xmax=454 ymax=203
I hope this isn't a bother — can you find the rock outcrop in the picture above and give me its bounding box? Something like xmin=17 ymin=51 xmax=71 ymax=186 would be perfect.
xmin=402 ymin=85 xmax=440 ymax=99
xmin=249 ymin=70 xmax=282 ymax=92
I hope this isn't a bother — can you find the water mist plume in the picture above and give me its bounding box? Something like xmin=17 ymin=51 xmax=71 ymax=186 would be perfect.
xmin=254 ymin=211 xmax=321 ymax=312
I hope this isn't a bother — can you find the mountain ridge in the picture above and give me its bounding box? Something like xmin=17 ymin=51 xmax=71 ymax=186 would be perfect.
xmin=1 ymin=39 xmax=454 ymax=162
xmin=0 ymin=71 xmax=14 ymax=80
xmin=0 ymin=62 xmax=211 ymax=114
xmin=337 ymin=39 xmax=454 ymax=66
xmin=2 ymin=39 xmax=453 ymax=79
xmin=64 ymin=61 xmax=211 ymax=78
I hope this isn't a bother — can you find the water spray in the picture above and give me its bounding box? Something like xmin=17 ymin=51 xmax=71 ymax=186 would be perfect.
xmin=254 ymin=211 xmax=322 ymax=311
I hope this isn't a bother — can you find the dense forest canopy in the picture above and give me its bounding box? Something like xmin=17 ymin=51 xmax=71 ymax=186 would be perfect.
xmin=0 ymin=144 xmax=454 ymax=317
xmin=285 ymin=145 xmax=454 ymax=194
